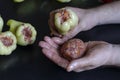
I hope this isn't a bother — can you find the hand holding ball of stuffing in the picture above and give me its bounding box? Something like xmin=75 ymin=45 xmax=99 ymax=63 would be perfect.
xmin=60 ymin=39 xmax=86 ymax=61
xmin=40 ymin=37 xmax=119 ymax=72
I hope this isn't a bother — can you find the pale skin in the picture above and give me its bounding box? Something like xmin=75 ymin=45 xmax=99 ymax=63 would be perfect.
xmin=39 ymin=1 xmax=120 ymax=72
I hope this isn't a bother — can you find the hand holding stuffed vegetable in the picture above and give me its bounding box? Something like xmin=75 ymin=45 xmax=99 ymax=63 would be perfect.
xmin=49 ymin=7 xmax=98 ymax=43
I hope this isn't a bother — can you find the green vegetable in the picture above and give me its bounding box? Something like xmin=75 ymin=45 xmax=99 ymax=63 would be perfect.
xmin=0 ymin=31 xmax=17 ymax=55
xmin=54 ymin=8 xmax=78 ymax=35
xmin=7 ymin=19 xmax=22 ymax=34
xmin=7 ymin=19 xmax=37 ymax=46
xmin=57 ymin=0 xmax=71 ymax=3
xmin=0 ymin=16 xmax=4 ymax=33
xmin=16 ymin=23 xmax=37 ymax=46
xmin=13 ymin=0 xmax=24 ymax=3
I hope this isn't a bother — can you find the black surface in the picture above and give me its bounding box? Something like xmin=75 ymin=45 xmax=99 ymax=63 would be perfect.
xmin=0 ymin=0 xmax=120 ymax=80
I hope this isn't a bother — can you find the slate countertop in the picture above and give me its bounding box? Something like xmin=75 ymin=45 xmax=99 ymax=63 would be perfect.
xmin=0 ymin=0 xmax=120 ymax=80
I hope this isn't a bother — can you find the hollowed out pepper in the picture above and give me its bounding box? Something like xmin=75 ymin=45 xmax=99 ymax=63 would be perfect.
xmin=54 ymin=8 xmax=78 ymax=35
xmin=0 ymin=31 xmax=17 ymax=55
xmin=57 ymin=0 xmax=71 ymax=3
xmin=13 ymin=0 xmax=24 ymax=3
xmin=7 ymin=19 xmax=22 ymax=34
xmin=0 ymin=16 xmax=4 ymax=33
xmin=7 ymin=19 xmax=37 ymax=46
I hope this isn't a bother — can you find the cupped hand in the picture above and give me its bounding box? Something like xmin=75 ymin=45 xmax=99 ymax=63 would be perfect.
xmin=67 ymin=41 xmax=113 ymax=72
xmin=49 ymin=7 xmax=98 ymax=43
xmin=39 ymin=36 xmax=113 ymax=72
xmin=39 ymin=36 xmax=69 ymax=69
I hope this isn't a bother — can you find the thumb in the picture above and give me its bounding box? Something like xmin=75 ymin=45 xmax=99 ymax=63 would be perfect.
xmin=67 ymin=57 xmax=93 ymax=72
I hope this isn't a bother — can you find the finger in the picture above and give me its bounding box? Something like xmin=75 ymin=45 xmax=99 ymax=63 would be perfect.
xmin=39 ymin=41 xmax=51 ymax=49
xmin=86 ymin=41 xmax=108 ymax=49
xmin=67 ymin=57 xmax=92 ymax=72
xmin=49 ymin=11 xmax=57 ymax=35
xmin=44 ymin=36 xmax=58 ymax=48
xmin=73 ymin=66 xmax=97 ymax=72
xmin=49 ymin=10 xmax=62 ymax=37
xmin=49 ymin=12 xmax=54 ymax=28
xmin=39 ymin=41 xmax=57 ymax=54
xmin=52 ymin=37 xmax=64 ymax=45
xmin=42 ymin=48 xmax=69 ymax=69
xmin=73 ymin=69 xmax=84 ymax=72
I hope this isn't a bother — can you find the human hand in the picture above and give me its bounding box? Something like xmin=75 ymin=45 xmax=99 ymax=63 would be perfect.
xmin=49 ymin=7 xmax=99 ymax=43
xmin=39 ymin=36 xmax=118 ymax=72
xmin=39 ymin=36 xmax=69 ymax=69
xmin=67 ymin=41 xmax=113 ymax=72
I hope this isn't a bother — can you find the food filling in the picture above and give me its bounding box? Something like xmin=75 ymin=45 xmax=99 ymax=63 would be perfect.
xmin=22 ymin=26 xmax=32 ymax=43
xmin=0 ymin=37 xmax=13 ymax=47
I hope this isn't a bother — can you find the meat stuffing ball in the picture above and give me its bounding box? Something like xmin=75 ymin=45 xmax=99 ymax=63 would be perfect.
xmin=60 ymin=39 xmax=86 ymax=61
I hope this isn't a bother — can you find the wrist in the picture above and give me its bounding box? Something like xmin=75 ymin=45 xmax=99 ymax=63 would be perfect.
xmin=90 ymin=7 xmax=112 ymax=25
xmin=78 ymin=9 xmax=99 ymax=31
xmin=106 ymin=44 xmax=120 ymax=66
xmin=89 ymin=1 xmax=120 ymax=25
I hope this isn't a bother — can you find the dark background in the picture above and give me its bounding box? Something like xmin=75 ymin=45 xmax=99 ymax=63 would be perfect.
xmin=0 ymin=0 xmax=120 ymax=80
